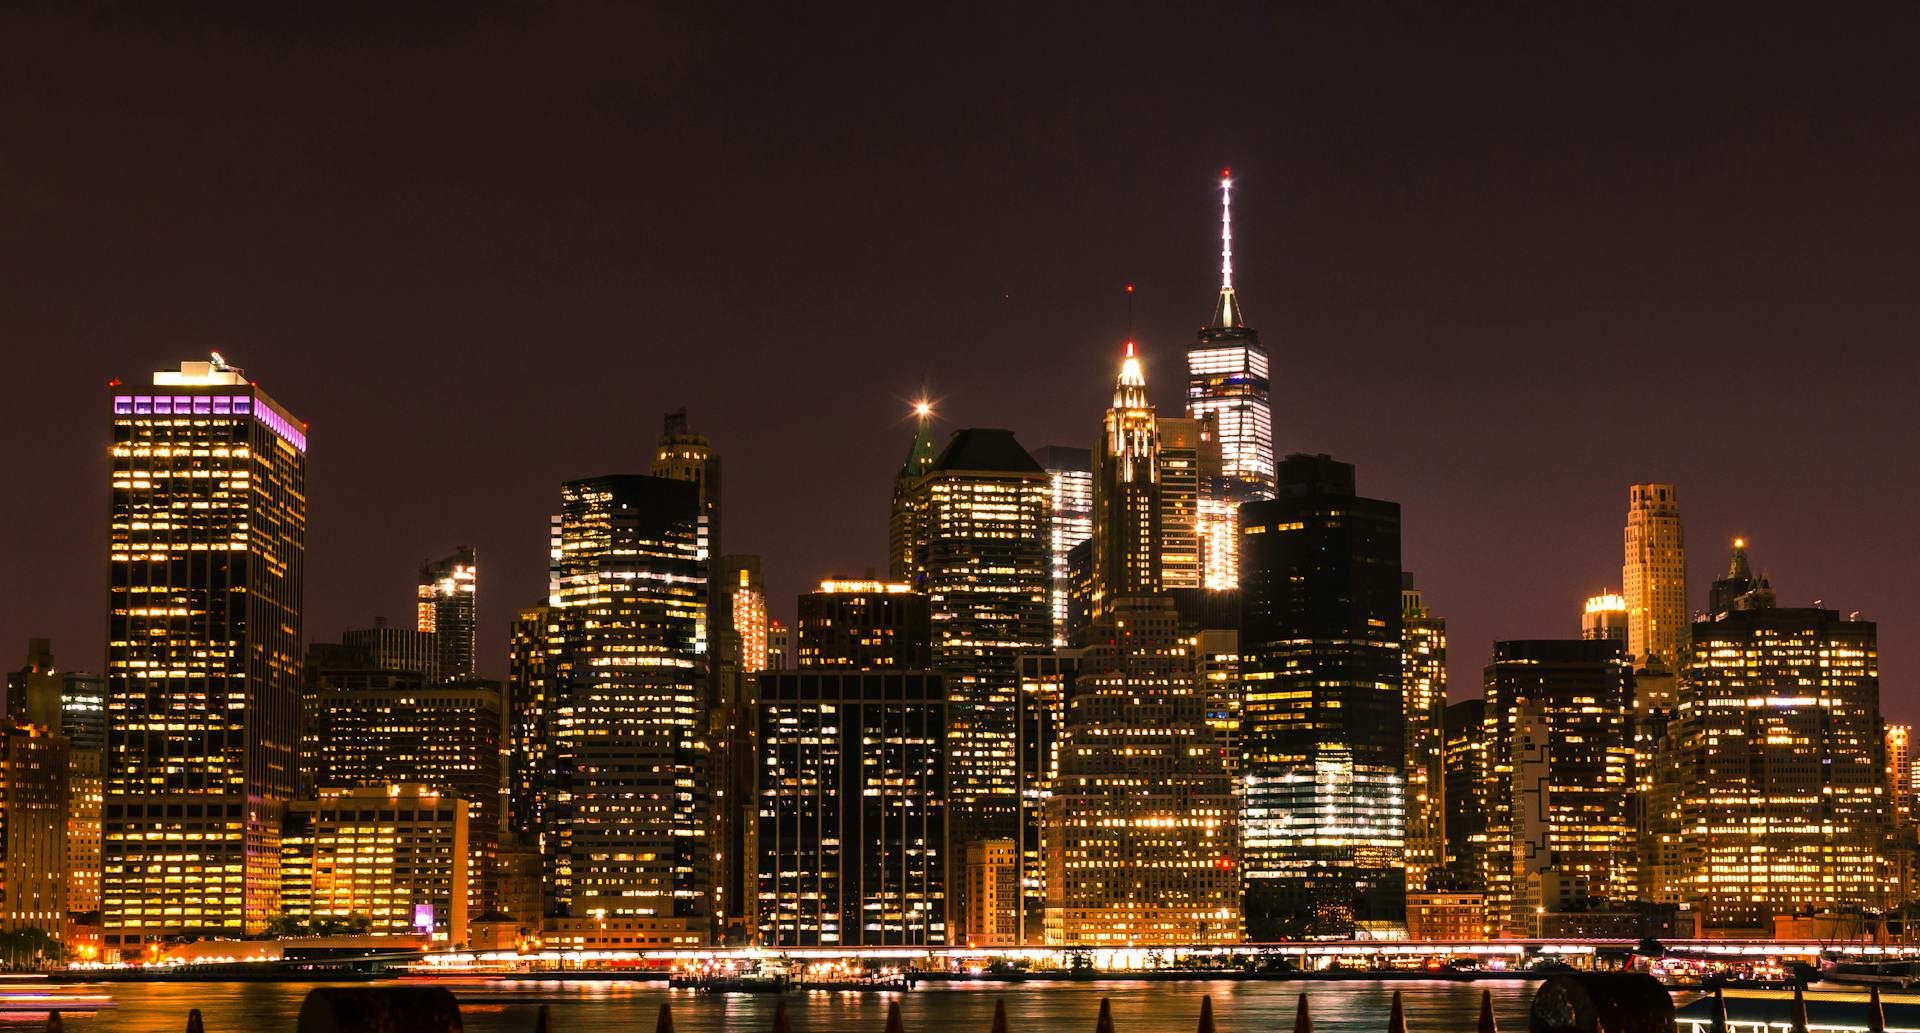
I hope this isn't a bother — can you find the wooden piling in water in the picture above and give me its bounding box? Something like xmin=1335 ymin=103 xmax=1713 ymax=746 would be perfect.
xmin=885 ymin=998 xmax=904 ymax=1033
xmin=657 ymin=1001 xmax=676 ymax=1033
xmin=1386 ymin=989 xmax=1408 ymax=1033
xmin=771 ymin=999 xmax=792 ymax=1033
xmin=1478 ymin=989 xmax=1498 ymax=1033
xmin=187 ymin=1008 xmax=205 ymax=1033
xmin=45 ymin=1012 xmax=63 ymax=1033
xmin=1196 ymin=995 xmax=1215 ymax=1033
xmin=1707 ymin=988 xmax=1728 ymax=1033
xmin=991 ymin=998 xmax=1009 ymax=1033
xmin=1095 ymin=997 xmax=1114 ymax=1033
xmin=1869 ymin=985 xmax=1887 ymax=1033
xmin=1292 ymin=994 xmax=1312 ymax=1033
xmin=1789 ymin=985 xmax=1809 ymax=1033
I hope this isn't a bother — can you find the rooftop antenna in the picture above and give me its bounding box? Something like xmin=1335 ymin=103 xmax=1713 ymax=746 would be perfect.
xmin=1125 ymin=283 xmax=1135 ymax=338
xmin=1220 ymin=168 xmax=1234 ymax=291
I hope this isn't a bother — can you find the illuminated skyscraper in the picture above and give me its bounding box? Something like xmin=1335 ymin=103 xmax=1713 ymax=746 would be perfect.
xmin=1239 ymin=454 xmax=1403 ymax=938
xmin=1042 ymin=596 xmax=1240 ymax=946
xmin=889 ymin=403 xmax=940 ymax=586
xmin=1622 ymin=484 xmax=1688 ymax=669
xmin=104 ymin=355 xmax=306 ymax=952
xmin=1481 ymin=640 xmax=1635 ymax=934
xmin=417 ymin=546 xmax=477 ymax=680
xmin=1158 ymin=415 xmax=1219 ymax=592
xmin=754 ymin=670 xmax=947 ymax=946
xmin=1581 ymin=593 xmax=1629 ymax=644
xmin=1092 ymin=342 xmax=1162 ymax=620
xmin=1657 ymin=548 xmax=1887 ymax=930
xmin=1890 ymin=724 xmax=1915 ymax=825
xmin=546 ymin=475 xmax=708 ymax=941
xmin=1033 ymin=446 xmax=1094 ymax=647
xmin=907 ymin=430 xmax=1050 ymax=857
xmin=710 ymin=554 xmax=767 ymax=941
xmin=1401 ymin=576 xmax=1447 ymax=893
xmin=1015 ymin=649 xmax=1080 ymax=944
xmin=1188 ymin=170 xmax=1276 ymax=594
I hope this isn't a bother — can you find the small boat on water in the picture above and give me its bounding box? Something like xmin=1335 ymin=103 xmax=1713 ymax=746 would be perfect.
xmin=1816 ymin=955 xmax=1920 ymax=989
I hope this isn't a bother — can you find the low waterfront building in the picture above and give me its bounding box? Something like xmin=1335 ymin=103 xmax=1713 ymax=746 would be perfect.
xmin=1404 ymin=891 xmax=1486 ymax=941
xmin=280 ymin=786 xmax=469 ymax=945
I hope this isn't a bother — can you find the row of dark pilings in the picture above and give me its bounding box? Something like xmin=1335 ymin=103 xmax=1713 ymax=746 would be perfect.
xmin=46 ymin=973 xmax=1885 ymax=1033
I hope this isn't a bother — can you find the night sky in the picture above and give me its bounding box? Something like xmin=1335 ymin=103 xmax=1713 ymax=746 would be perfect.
xmin=5 ymin=6 xmax=1918 ymax=714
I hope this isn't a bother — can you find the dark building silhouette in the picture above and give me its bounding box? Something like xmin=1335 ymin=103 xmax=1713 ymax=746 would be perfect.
xmin=797 ymin=582 xmax=932 ymax=669
xmin=1442 ymin=698 xmax=1488 ymax=895
xmin=1238 ymin=453 xmax=1403 ymax=939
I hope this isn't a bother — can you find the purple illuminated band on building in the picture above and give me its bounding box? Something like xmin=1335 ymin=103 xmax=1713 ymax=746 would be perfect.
xmin=112 ymin=394 xmax=308 ymax=453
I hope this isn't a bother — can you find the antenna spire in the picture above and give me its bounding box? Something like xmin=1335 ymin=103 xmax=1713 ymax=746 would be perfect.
xmin=1220 ymin=168 xmax=1233 ymax=291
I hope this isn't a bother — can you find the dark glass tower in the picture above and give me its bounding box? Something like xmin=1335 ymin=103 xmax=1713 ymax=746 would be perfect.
xmin=1480 ymin=639 xmax=1634 ymax=934
xmin=104 ymin=356 xmax=306 ymax=951
xmin=546 ymin=475 xmax=708 ymax=939
xmin=754 ymin=670 xmax=947 ymax=946
xmin=1238 ymin=453 xmax=1402 ymax=939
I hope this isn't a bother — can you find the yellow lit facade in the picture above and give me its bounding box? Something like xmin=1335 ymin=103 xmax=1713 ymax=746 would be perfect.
xmin=905 ymin=429 xmax=1051 ymax=859
xmin=546 ymin=475 xmax=709 ymax=939
xmin=1043 ymin=597 xmax=1239 ymax=947
xmin=1622 ymin=484 xmax=1687 ymax=669
xmin=0 ymin=719 xmax=69 ymax=948
xmin=1656 ymin=606 xmax=1888 ymax=930
xmin=1092 ymin=343 xmax=1162 ymax=620
xmin=104 ymin=357 xmax=305 ymax=953
xmin=281 ymin=786 xmax=469 ymax=944
xmin=1401 ymin=577 xmax=1447 ymax=893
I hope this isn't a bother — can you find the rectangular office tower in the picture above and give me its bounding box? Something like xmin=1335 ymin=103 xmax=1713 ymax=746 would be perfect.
xmin=755 ymin=671 xmax=947 ymax=946
xmin=904 ymin=430 xmax=1051 ymax=854
xmin=1480 ymin=640 xmax=1635 ymax=935
xmin=546 ymin=475 xmax=708 ymax=943
xmin=104 ymin=357 xmax=306 ymax=952
xmin=1656 ymin=601 xmax=1887 ymax=931
xmin=1033 ymin=447 xmax=1094 ymax=647
xmin=1238 ymin=454 xmax=1403 ymax=939
xmin=1043 ymin=597 xmax=1239 ymax=946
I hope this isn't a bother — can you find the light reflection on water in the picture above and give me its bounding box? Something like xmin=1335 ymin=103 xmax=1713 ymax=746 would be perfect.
xmin=46 ymin=978 xmax=1552 ymax=1032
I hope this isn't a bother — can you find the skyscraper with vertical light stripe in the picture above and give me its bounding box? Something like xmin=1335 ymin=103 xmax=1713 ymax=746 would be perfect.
xmin=104 ymin=355 xmax=306 ymax=953
xmin=1189 ymin=170 xmax=1276 ymax=590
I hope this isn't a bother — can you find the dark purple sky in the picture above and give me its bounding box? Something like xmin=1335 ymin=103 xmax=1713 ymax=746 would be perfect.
xmin=4 ymin=6 xmax=1917 ymax=715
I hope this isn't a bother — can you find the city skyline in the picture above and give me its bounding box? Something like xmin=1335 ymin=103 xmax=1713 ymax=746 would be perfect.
xmin=4 ymin=5 xmax=1919 ymax=719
